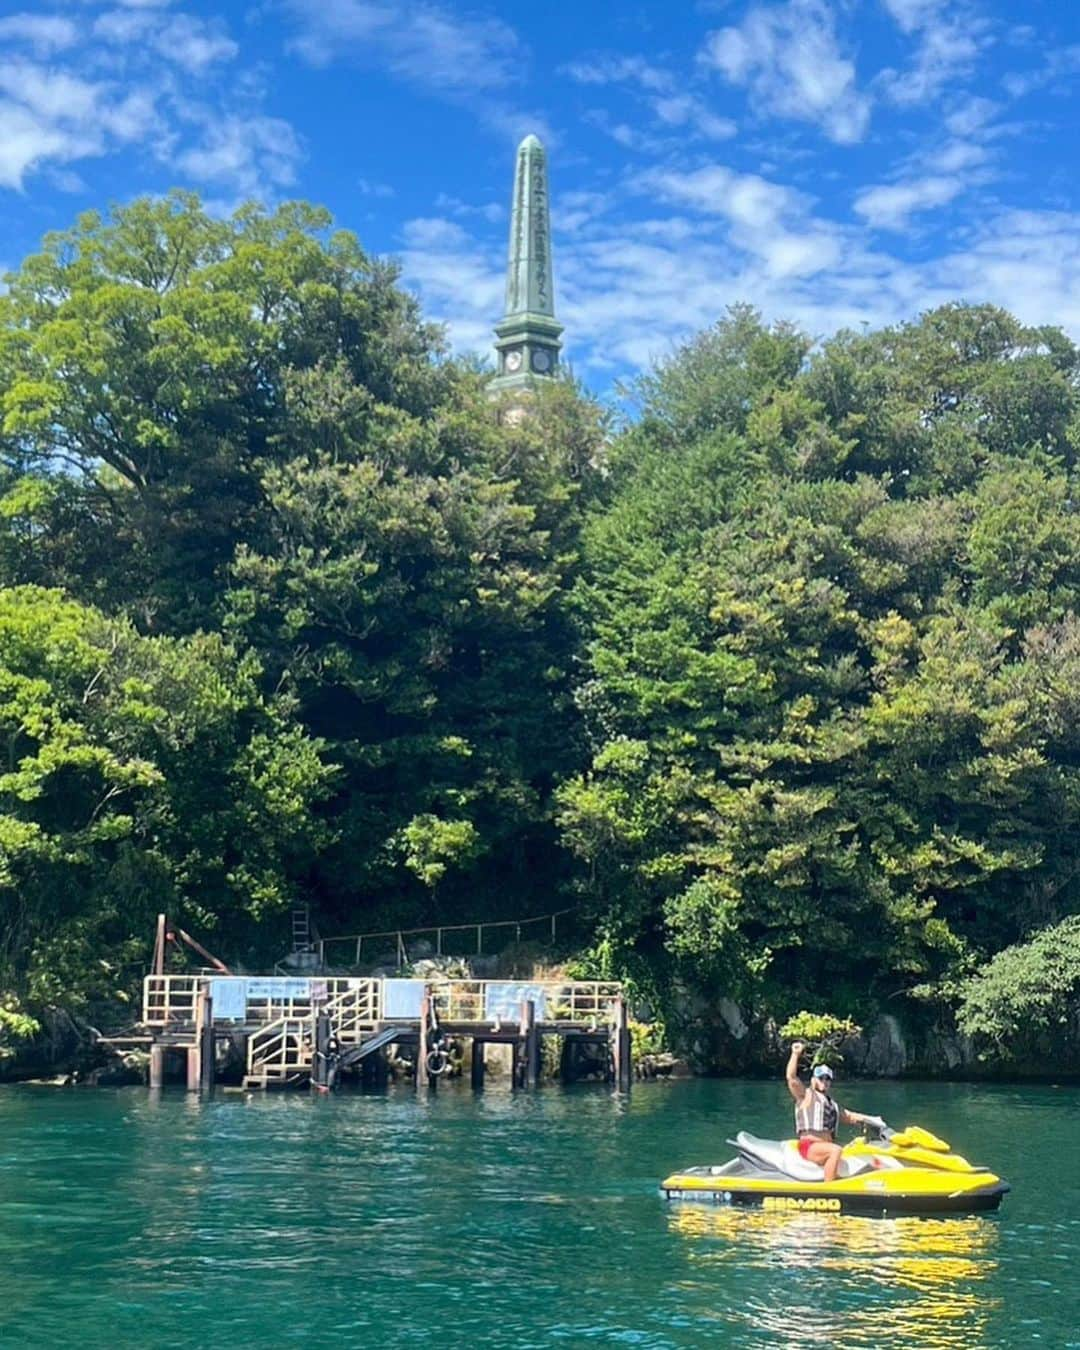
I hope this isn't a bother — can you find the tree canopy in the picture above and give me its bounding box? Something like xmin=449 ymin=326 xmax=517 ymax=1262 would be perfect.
xmin=2 ymin=194 xmax=1080 ymax=1070
xmin=560 ymin=302 xmax=1080 ymax=1048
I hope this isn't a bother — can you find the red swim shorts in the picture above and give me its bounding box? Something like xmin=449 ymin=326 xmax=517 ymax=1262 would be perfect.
xmin=797 ymin=1136 xmax=816 ymax=1159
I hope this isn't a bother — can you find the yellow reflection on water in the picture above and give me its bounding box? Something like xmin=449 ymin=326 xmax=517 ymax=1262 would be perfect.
xmin=668 ymin=1205 xmax=1001 ymax=1349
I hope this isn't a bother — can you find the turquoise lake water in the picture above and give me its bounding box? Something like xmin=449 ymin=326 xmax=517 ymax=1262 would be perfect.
xmin=0 ymin=1077 xmax=1076 ymax=1348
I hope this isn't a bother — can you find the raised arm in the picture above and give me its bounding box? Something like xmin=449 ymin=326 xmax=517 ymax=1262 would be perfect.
xmin=785 ymin=1041 xmax=806 ymax=1104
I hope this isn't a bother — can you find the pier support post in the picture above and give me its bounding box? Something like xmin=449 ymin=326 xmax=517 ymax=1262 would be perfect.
xmin=559 ymin=1035 xmax=574 ymax=1085
xmin=313 ymin=1010 xmax=331 ymax=1093
xmin=417 ymin=988 xmax=431 ymax=1092
xmin=471 ymin=1038 xmax=485 ymax=1091
xmin=149 ymin=1043 xmax=165 ymax=1089
xmin=186 ymin=1043 xmax=199 ymax=1092
xmin=186 ymin=987 xmax=207 ymax=1091
xmin=613 ymin=995 xmax=632 ymax=1093
xmin=521 ymin=999 xmax=539 ymax=1088
xmin=374 ymin=1045 xmax=389 ymax=1089
xmin=198 ymin=990 xmax=215 ymax=1094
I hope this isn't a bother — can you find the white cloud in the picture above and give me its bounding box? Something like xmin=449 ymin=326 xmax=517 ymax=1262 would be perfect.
xmin=944 ymin=95 xmax=1000 ymax=136
xmin=0 ymin=102 xmax=72 ymax=191
xmin=877 ymin=19 xmax=982 ymax=107
xmin=562 ymin=56 xmax=670 ymax=92
xmin=565 ymin=52 xmax=737 ymax=144
xmin=0 ymin=4 xmax=300 ymax=202
xmin=359 ymin=177 xmax=396 ymax=198
xmin=435 ymin=193 xmax=503 ymax=223
xmin=879 ymin=0 xmax=944 ymax=34
xmin=1002 ymin=45 xmax=1080 ymax=99
xmin=285 ymin=0 xmax=520 ymax=91
xmin=0 ymin=59 xmax=161 ymax=190
xmin=0 ymin=14 xmax=79 ymax=54
xmin=854 ymin=175 xmax=963 ymax=229
xmin=94 ymin=10 xmax=238 ymax=73
xmin=637 ymin=163 xmax=841 ymax=279
xmin=399 ymin=215 xmax=505 ymax=352
xmin=176 ymin=115 xmax=303 ymax=195
xmin=652 ymin=95 xmax=736 ymax=142
xmin=700 ymin=0 xmax=871 ymax=144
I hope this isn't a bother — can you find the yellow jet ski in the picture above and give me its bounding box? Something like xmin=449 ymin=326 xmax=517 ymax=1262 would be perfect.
xmin=661 ymin=1122 xmax=1009 ymax=1215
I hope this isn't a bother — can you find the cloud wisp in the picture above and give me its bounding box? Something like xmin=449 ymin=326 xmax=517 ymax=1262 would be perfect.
xmin=0 ymin=4 xmax=303 ymax=200
xmin=699 ymin=0 xmax=871 ymax=144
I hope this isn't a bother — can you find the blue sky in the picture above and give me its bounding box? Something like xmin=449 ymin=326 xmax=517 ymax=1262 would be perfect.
xmin=2 ymin=0 xmax=1079 ymax=390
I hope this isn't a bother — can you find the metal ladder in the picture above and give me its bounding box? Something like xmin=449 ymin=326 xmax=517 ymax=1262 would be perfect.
xmin=291 ymin=904 xmax=313 ymax=955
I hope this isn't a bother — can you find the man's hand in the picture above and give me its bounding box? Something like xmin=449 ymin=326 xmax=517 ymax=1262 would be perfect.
xmin=789 ymin=1040 xmax=805 ymax=1057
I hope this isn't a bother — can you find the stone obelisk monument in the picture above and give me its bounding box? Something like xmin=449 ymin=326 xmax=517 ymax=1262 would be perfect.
xmin=490 ymin=134 xmax=563 ymax=394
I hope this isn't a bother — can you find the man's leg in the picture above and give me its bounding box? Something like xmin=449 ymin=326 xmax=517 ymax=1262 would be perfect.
xmin=805 ymin=1140 xmax=844 ymax=1181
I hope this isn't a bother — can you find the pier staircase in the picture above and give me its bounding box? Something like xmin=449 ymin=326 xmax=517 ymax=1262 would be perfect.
xmin=243 ymin=981 xmax=380 ymax=1088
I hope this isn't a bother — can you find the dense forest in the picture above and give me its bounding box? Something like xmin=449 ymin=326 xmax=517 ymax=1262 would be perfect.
xmin=2 ymin=192 xmax=1079 ymax=1071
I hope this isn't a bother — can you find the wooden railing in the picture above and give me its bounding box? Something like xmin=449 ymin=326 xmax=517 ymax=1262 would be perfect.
xmin=432 ymin=980 xmax=622 ymax=1023
xmin=246 ymin=1017 xmax=312 ymax=1086
xmin=245 ymin=983 xmax=381 ymax=1084
xmin=145 ymin=974 xmax=621 ymax=1032
xmin=324 ymin=981 xmax=380 ymax=1042
xmin=143 ymin=975 xmax=201 ymax=1026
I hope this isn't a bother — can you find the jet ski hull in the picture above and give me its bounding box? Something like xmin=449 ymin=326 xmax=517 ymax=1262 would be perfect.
xmin=661 ymin=1166 xmax=1010 ymax=1214
xmin=662 ymin=1126 xmax=1009 ymax=1215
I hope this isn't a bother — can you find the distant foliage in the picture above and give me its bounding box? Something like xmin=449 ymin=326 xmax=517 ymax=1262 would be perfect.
xmin=780 ymin=1011 xmax=862 ymax=1068
xmin=560 ymin=301 xmax=1080 ymax=1042
xmin=956 ymin=916 xmax=1080 ymax=1060
xmin=0 ymin=193 xmax=608 ymax=1034
xmin=4 ymin=192 xmax=1080 ymax=1063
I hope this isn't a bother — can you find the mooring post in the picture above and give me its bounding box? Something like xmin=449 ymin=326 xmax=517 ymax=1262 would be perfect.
xmin=471 ymin=1038 xmax=485 ymax=1091
xmin=417 ymin=988 xmax=431 ymax=1092
xmin=613 ymin=995 xmax=632 ymax=1093
xmin=521 ymin=998 xmax=539 ymax=1088
xmin=313 ymin=1009 xmax=331 ymax=1093
xmin=198 ymin=990 xmax=215 ymax=1094
xmin=149 ymin=1043 xmax=165 ymax=1089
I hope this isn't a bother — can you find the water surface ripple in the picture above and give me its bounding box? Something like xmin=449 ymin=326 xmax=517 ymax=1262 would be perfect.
xmin=0 ymin=1078 xmax=1075 ymax=1347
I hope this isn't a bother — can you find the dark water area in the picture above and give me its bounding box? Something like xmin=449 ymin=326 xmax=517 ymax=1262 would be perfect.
xmin=0 ymin=1078 xmax=1077 ymax=1348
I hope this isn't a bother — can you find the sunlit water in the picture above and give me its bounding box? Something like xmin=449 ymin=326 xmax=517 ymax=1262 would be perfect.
xmin=0 ymin=1078 xmax=1076 ymax=1347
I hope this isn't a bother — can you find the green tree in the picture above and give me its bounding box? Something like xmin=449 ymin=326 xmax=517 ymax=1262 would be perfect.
xmin=560 ymin=304 xmax=1080 ymax=1054
xmin=0 ymin=585 xmax=331 ymax=1035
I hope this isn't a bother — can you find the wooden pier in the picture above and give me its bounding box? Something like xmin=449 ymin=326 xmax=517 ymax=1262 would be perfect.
xmin=138 ymin=974 xmax=631 ymax=1093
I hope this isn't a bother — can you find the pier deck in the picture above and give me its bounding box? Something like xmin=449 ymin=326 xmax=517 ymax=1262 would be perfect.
xmin=138 ymin=974 xmax=631 ymax=1091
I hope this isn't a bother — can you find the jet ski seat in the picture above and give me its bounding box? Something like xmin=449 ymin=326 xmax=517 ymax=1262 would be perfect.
xmin=733 ymin=1131 xmax=873 ymax=1182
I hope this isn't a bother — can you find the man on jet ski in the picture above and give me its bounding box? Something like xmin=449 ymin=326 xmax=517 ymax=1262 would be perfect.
xmin=785 ymin=1041 xmax=884 ymax=1182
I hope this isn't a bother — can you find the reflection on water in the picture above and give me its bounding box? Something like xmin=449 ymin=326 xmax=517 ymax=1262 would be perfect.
xmin=668 ymin=1205 xmax=1001 ymax=1349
